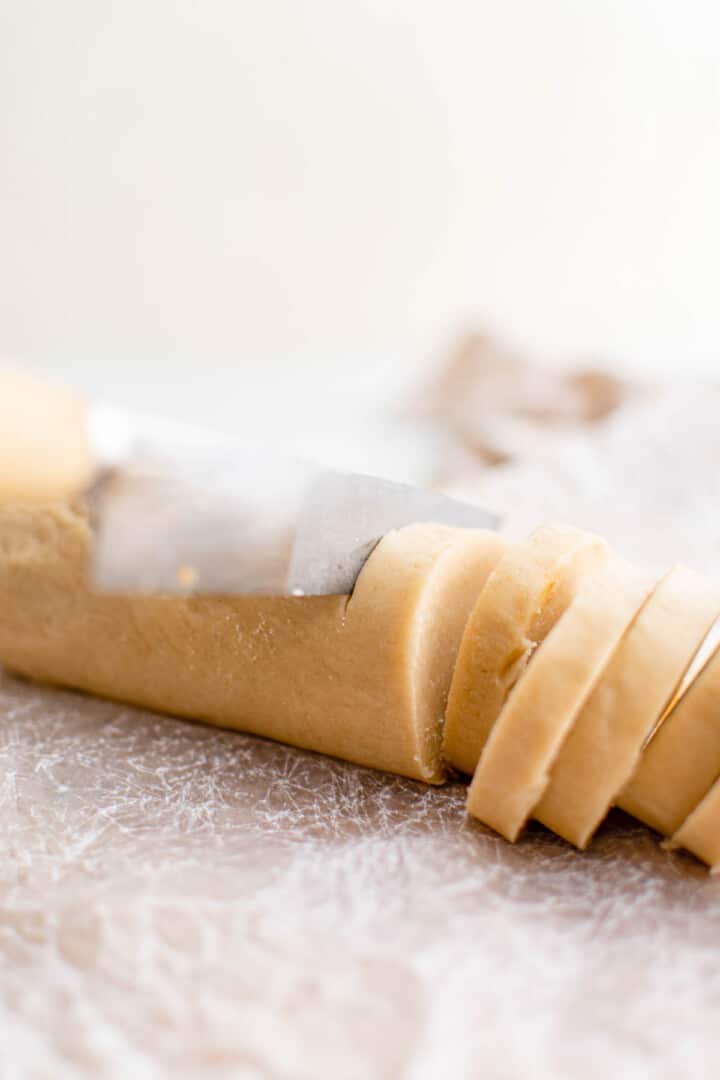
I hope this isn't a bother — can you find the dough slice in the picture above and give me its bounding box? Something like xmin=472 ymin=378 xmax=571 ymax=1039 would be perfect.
xmin=0 ymin=365 xmax=93 ymax=500
xmin=466 ymin=560 xmax=649 ymax=841
xmin=668 ymin=779 xmax=720 ymax=871
xmin=535 ymin=565 xmax=720 ymax=848
xmin=0 ymin=502 xmax=506 ymax=783
xmin=443 ymin=523 xmax=609 ymax=775
xmin=618 ymin=642 xmax=720 ymax=836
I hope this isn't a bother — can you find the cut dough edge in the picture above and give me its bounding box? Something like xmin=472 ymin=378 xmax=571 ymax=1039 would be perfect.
xmin=443 ymin=523 xmax=609 ymax=776
xmin=536 ymin=565 xmax=720 ymax=848
xmin=0 ymin=501 xmax=506 ymax=783
xmin=618 ymin=640 xmax=720 ymax=838
xmin=668 ymin=776 xmax=720 ymax=871
xmin=466 ymin=559 xmax=649 ymax=842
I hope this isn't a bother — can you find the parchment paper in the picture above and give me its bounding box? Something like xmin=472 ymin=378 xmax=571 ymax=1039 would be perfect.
xmin=3 ymin=368 xmax=720 ymax=1079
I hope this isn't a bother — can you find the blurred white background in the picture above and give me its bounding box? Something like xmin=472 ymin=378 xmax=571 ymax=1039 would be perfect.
xmin=1 ymin=1 xmax=719 ymax=471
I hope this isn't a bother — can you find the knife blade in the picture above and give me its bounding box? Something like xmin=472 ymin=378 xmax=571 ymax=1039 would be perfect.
xmin=87 ymin=403 xmax=499 ymax=595
xmin=0 ymin=369 xmax=500 ymax=595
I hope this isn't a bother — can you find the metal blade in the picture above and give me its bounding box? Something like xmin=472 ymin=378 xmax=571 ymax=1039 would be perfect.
xmin=88 ymin=407 xmax=499 ymax=596
xmin=287 ymin=470 xmax=499 ymax=595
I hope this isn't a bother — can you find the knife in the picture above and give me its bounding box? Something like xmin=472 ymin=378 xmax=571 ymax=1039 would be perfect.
xmin=1 ymin=366 xmax=499 ymax=596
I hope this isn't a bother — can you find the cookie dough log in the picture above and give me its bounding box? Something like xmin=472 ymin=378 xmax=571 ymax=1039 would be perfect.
xmin=618 ymin=642 xmax=720 ymax=837
xmin=443 ymin=523 xmax=609 ymax=775
xmin=466 ymin=560 xmax=649 ymax=841
xmin=535 ymin=566 xmax=720 ymax=848
xmin=668 ymin=777 xmax=720 ymax=870
xmin=0 ymin=365 xmax=93 ymax=500
xmin=0 ymin=502 xmax=507 ymax=783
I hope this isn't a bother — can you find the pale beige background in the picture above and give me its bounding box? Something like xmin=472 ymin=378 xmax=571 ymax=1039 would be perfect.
xmin=1 ymin=0 xmax=719 ymax=390
xmin=3 ymin=12 xmax=720 ymax=1074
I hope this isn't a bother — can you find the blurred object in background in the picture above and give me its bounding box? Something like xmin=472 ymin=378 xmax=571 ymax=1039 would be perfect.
xmin=407 ymin=331 xmax=648 ymax=483
xmin=408 ymin=333 xmax=720 ymax=576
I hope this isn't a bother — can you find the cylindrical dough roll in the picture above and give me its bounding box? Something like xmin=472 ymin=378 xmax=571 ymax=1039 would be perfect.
xmin=0 ymin=502 xmax=506 ymax=783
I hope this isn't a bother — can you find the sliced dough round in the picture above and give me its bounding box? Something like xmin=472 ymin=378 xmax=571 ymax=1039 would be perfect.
xmin=618 ymin=641 xmax=720 ymax=836
xmin=443 ymin=523 xmax=609 ymax=775
xmin=535 ymin=565 xmax=720 ymax=848
xmin=466 ymin=560 xmax=649 ymax=842
xmin=0 ymin=502 xmax=506 ymax=783
xmin=0 ymin=365 xmax=93 ymax=500
xmin=668 ymin=778 xmax=720 ymax=871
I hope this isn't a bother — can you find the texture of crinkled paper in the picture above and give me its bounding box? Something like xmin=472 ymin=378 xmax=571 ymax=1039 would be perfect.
xmin=3 ymin=379 xmax=720 ymax=1078
xmin=2 ymin=673 xmax=720 ymax=1080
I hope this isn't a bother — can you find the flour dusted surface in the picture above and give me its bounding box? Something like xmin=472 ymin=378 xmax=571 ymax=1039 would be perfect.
xmin=3 ymin=671 xmax=720 ymax=1080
